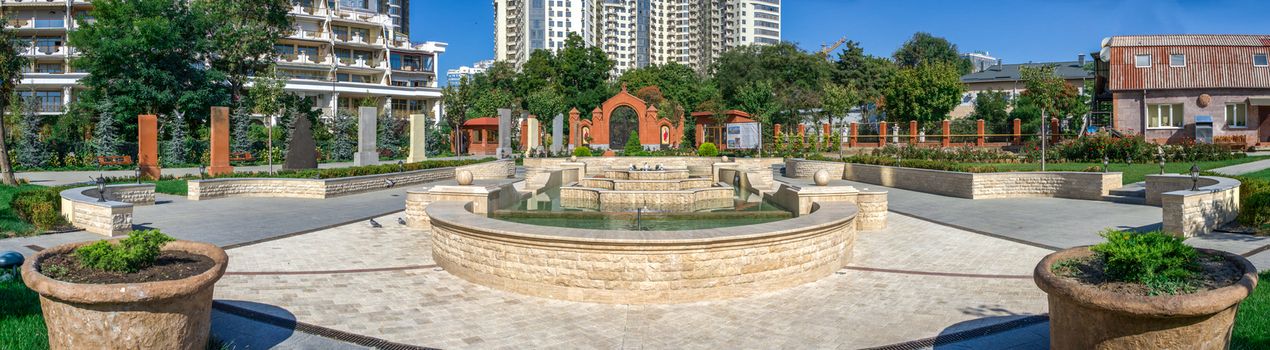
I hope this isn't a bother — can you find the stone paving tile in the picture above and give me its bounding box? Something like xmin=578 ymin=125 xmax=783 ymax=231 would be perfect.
xmin=225 ymin=213 xmax=432 ymax=273
xmin=213 ymin=210 xmax=1049 ymax=349
xmin=1184 ymin=232 xmax=1270 ymax=257
xmin=1249 ymin=250 xmax=1270 ymax=272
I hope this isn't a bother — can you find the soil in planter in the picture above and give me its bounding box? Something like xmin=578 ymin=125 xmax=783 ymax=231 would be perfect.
xmin=37 ymin=251 xmax=215 ymax=284
xmin=1053 ymin=253 xmax=1244 ymax=296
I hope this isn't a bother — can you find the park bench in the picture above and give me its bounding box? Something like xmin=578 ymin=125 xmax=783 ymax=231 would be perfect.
xmin=229 ymin=151 xmax=254 ymax=162
xmin=97 ymin=155 xmax=133 ymax=167
xmin=1214 ymin=135 xmax=1248 ymax=151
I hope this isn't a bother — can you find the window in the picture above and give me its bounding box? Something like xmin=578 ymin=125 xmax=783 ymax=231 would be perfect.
xmin=18 ymin=91 xmax=63 ymax=113
xmin=1169 ymin=54 xmax=1185 ymax=67
xmin=1146 ymin=103 xmax=1183 ymax=129
xmin=1256 ymin=54 xmax=1268 ymax=67
xmin=1133 ymin=54 xmax=1152 ymax=68
xmin=1226 ymin=103 xmax=1248 ymax=128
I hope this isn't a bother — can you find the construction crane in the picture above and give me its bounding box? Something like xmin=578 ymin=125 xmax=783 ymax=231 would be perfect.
xmin=818 ymin=36 xmax=848 ymax=59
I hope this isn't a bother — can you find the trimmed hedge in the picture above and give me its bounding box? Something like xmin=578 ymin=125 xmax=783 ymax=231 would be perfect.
xmin=842 ymin=155 xmax=1000 ymax=173
xmin=11 ymin=187 xmax=69 ymax=231
xmin=697 ymin=142 xmax=719 ymax=157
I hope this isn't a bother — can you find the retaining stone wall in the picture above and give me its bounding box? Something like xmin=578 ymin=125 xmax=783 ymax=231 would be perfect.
xmin=426 ymin=200 xmax=858 ymax=304
xmin=1147 ymin=175 xmax=1241 ymax=237
xmin=832 ymin=162 xmax=1119 ymax=200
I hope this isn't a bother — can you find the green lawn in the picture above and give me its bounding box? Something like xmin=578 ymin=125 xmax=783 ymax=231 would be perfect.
xmin=963 ymin=156 xmax=1270 ymax=184
xmin=1233 ymin=271 xmax=1270 ymax=349
xmin=107 ymin=179 xmax=188 ymax=196
xmin=1241 ymin=168 xmax=1270 ymax=182
xmin=0 ymin=274 xmax=48 ymax=350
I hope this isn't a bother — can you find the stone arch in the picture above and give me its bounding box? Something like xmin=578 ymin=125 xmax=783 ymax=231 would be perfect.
xmin=568 ymin=84 xmax=685 ymax=151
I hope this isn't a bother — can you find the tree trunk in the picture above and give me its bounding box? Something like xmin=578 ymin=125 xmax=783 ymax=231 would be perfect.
xmin=0 ymin=105 xmax=16 ymax=185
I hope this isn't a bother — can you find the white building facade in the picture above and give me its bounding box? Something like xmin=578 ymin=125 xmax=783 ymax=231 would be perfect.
xmin=447 ymin=60 xmax=496 ymax=86
xmin=2 ymin=0 xmax=446 ymax=119
xmin=495 ymin=0 xmax=781 ymax=75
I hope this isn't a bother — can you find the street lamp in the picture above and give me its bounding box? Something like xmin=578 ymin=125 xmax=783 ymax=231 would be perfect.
xmin=397 ymin=160 xmax=405 ymax=173
xmin=1157 ymin=146 xmax=1166 ymax=175
xmin=1102 ymin=155 xmax=1109 ymax=173
xmin=1190 ymin=164 xmax=1201 ymax=191
xmin=94 ymin=176 xmax=106 ymax=202
xmin=134 ymin=166 xmax=141 ymax=184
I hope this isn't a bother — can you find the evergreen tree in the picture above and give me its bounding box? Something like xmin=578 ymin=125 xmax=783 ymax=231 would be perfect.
xmin=377 ymin=113 xmax=403 ymax=158
xmin=16 ymin=100 xmax=52 ymax=168
xmin=91 ymin=101 xmax=122 ymax=157
xmin=328 ymin=110 xmax=356 ymax=161
xmin=162 ymin=111 xmax=189 ymax=165
xmin=231 ymin=104 xmax=252 ymax=152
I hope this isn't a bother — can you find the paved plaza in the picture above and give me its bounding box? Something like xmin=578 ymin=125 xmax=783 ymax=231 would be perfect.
xmin=210 ymin=211 xmax=1052 ymax=349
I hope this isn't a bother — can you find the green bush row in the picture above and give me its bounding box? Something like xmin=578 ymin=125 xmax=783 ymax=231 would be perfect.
xmin=11 ymin=187 xmax=70 ymax=232
xmin=841 ymin=155 xmax=1000 ymax=173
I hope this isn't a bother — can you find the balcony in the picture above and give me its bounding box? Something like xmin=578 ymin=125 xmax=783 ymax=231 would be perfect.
xmin=278 ymin=52 xmax=330 ymax=66
xmin=338 ymin=57 xmax=384 ymax=69
xmin=32 ymin=103 xmax=65 ymax=114
xmin=21 ymin=46 xmax=68 ymax=57
xmin=335 ymin=33 xmax=384 ymax=46
xmin=289 ymin=5 xmax=327 ymax=17
xmin=289 ymin=28 xmax=328 ymax=41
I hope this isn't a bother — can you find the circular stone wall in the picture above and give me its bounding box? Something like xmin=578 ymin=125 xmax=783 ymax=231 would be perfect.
xmin=426 ymin=201 xmax=858 ymax=304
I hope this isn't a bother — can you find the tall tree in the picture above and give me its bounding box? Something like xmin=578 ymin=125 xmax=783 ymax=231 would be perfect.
xmin=554 ymin=33 xmax=614 ymax=111
xmin=16 ymin=99 xmax=52 ymax=169
xmin=970 ymin=90 xmax=1012 ymax=134
xmin=442 ymin=76 xmax=476 ymax=153
xmin=714 ymin=42 xmax=833 ymax=127
xmin=192 ymin=0 xmax=292 ymax=105
xmin=249 ymin=67 xmax=287 ymax=172
xmin=834 ymin=41 xmax=896 ymax=116
xmin=882 ymin=62 xmax=964 ymax=125
xmin=0 ymin=20 xmax=29 ymax=184
xmin=893 ymin=32 xmax=973 ymax=75
xmin=1018 ymin=65 xmax=1086 ymax=120
xmin=524 ymin=86 xmax=566 ymax=137
xmin=618 ymin=62 xmax=717 ymax=115
xmin=91 ymin=101 xmax=123 ymax=158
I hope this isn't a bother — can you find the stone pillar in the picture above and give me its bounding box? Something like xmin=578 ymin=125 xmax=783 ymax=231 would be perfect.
xmin=797 ymin=124 xmax=805 ymax=144
xmin=1050 ymin=118 xmax=1061 ymax=144
xmin=523 ymin=115 xmax=540 ymax=154
xmin=908 ymin=120 xmax=918 ymax=145
xmin=822 ymin=123 xmax=831 ymax=148
xmin=1013 ymin=118 xmax=1022 ymax=145
xmin=774 ymin=124 xmax=782 ymax=139
xmin=568 ymin=108 xmax=580 ymax=148
xmin=941 ymin=120 xmax=951 ymax=147
xmin=520 ymin=116 xmax=529 ymax=151
xmin=551 ymin=114 xmax=564 ymax=154
xmin=496 ymin=108 xmax=512 ymax=158
xmin=208 ymin=107 xmax=232 ymax=176
xmin=849 ymin=122 xmax=858 ymax=147
xmin=976 ymin=119 xmax=986 ymax=147
xmin=407 ymin=114 xmax=428 ymax=162
xmin=137 ymin=115 xmax=160 ymax=180
xmin=354 ymin=106 xmax=379 ymax=166
xmin=878 ymin=121 xmax=887 ymax=147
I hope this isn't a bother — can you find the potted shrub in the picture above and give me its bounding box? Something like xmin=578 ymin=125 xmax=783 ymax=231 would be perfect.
xmin=21 ymin=230 xmax=228 ymax=350
xmin=1034 ymin=229 xmax=1259 ymax=350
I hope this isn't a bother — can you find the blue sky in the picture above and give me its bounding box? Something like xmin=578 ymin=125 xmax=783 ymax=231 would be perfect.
xmin=412 ymin=0 xmax=1270 ymax=86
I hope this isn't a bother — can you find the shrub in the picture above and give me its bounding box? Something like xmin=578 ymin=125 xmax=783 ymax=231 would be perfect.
xmin=75 ymin=229 xmax=175 ymax=273
xmin=11 ymin=188 xmax=67 ymax=231
xmin=624 ymin=132 xmax=644 ymax=155
xmin=871 ymin=145 xmax=1017 ymax=163
xmin=573 ymin=147 xmax=593 ymax=157
xmin=1091 ymin=229 xmax=1200 ymax=295
xmin=843 ymin=155 xmax=999 ymax=173
xmin=697 ymin=142 xmax=719 ymax=157
xmin=28 ymin=202 xmax=64 ymax=231
xmin=1239 ymin=192 xmax=1270 ymax=229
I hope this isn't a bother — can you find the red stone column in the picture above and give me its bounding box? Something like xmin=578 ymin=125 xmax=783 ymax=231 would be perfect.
xmin=568 ymin=108 xmax=580 ymax=147
xmin=908 ymin=120 xmax=918 ymax=145
xmin=878 ymin=121 xmax=888 ymax=147
xmin=137 ymin=114 xmax=160 ymax=180
xmin=1050 ymin=118 xmax=1061 ymax=144
xmin=774 ymin=124 xmax=782 ymax=141
xmin=941 ymin=120 xmax=951 ymax=147
xmin=797 ymin=124 xmax=806 ymax=144
xmin=849 ymin=122 xmax=858 ymax=148
xmin=520 ymin=116 xmax=529 ymax=150
xmin=208 ymin=107 xmax=232 ymax=176
xmin=1012 ymin=118 xmax=1022 ymax=145
xmin=976 ymin=119 xmax=986 ymax=147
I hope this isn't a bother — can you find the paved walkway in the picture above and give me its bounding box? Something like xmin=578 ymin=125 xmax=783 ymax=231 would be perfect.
xmin=1211 ymin=158 xmax=1270 ymax=176
xmin=210 ymin=212 xmax=1052 ymax=349
xmin=0 ymin=178 xmax=516 ymax=257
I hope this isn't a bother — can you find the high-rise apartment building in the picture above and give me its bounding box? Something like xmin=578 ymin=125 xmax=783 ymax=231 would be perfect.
xmin=495 ymin=0 xmax=780 ymax=76
xmin=447 ymin=60 xmax=496 ymax=86
xmin=2 ymin=0 xmax=445 ymax=119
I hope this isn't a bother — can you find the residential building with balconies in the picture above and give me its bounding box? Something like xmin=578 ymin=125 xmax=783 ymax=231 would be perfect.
xmin=2 ymin=0 xmax=445 ymax=119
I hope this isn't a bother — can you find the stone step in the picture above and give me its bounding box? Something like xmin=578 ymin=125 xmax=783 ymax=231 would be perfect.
xmin=1102 ymin=194 xmax=1147 ymax=205
xmin=1108 ymin=182 xmax=1147 ymax=198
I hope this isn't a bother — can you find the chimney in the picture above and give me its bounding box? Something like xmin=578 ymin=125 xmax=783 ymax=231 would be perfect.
xmin=1078 ymin=54 xmax=1086 ymax=66
xmin=997 ymin=58 xmax=1003 ymax=66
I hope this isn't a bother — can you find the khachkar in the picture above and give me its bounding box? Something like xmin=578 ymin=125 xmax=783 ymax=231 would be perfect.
xmin=496 ymin=108 xmax=513 ymax=159
xmin=407 ymin=114 xmax=427 ymax=162
xmin=207 ymin=107 xmax=233 ymax=176
xmin=137 ymin=114 xmax=160 ymax=180
xmin=354 ymin=106 xmax=379 ymax=166
xmin=284 ymin=115 xmax=317 ymax=170
xmin=551 ymin=113 xmax=563 ymax=154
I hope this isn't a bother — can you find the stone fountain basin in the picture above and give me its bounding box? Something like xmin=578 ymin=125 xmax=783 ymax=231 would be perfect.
xmin=576 ymin=177 xmax=716 ymax=191
xmin=603 ymin=168 xmax=691 ymax=180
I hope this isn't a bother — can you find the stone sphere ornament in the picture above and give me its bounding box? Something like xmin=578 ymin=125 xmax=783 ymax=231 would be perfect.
xmin=456 ymin=170 xmax=474 ymax=186
xmin=570 ymin=155 xmax=578 ymax=162
xmin=721 ymin=156 xmax=729 ymax=162
xmin=1197 ymin=94 xmax=1212 ymax=108
xmin=813 ymin=169 xmax=831 ymax=186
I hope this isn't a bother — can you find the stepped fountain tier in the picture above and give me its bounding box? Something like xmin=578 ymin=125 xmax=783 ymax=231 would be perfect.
xmin=559 ymin=165 xmax=739 ymax=213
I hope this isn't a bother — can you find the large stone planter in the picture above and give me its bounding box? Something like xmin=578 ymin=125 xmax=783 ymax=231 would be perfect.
xmin=21 ymin=240 xmax=228 ymax=350
xmin=1034 ymin=246 xmax=1259 ymax=350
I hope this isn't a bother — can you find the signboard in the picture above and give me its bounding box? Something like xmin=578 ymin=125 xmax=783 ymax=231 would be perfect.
xmin=725 ymin=122 xmax=760 ymax=149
